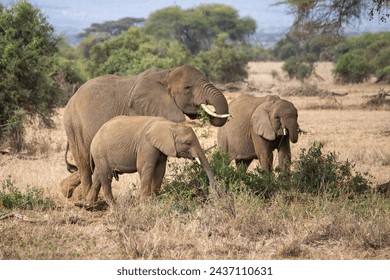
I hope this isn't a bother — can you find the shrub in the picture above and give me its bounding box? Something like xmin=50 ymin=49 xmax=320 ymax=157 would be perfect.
xmin=193 ymin=33 xmax=249 ymax=83
xmin=0 ymin=177 xmax=55 ymax=210
xmin=282 ymin=57 xmax=313 ymax=82
xmin=160 ymin=143 xmax=372 ymax=204
xmin=333 ymin=52 xmax=371 ymax=83
xmin=291 ymin=142 xmax=371 ymax=195
xmin=0 ymin=2 xmax=60 ymax=151
xmin=333 ymin=32 xmax=390 ymax=83
xmin=377 ymin=66 xmax=390 ymax=83
xmin=88 ymin=28 xmax=191 ymax=77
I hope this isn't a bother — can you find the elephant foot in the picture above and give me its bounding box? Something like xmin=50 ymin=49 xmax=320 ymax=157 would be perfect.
xmin=74 ymin=200 xmax=110 ymax=211
xmin=60 ymin=172 xmax=81 ymax=198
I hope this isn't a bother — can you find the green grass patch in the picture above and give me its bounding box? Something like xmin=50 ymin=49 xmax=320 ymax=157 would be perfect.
xmin=0 ymin=177 xmax=55 ymax=211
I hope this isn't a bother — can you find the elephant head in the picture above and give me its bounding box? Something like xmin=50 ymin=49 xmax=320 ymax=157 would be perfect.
xmin=145 ymin=121 xmax=215 ymax=188
xmin=129 ymin=65 xmax=229 ymax=126
xmin=159 ymin=65 xmax=230 ymax=126
xmin=252 ymin=99 xmax=299 ymax=143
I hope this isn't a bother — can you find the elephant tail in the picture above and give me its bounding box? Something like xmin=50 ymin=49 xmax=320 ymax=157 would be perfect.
xmin=65 ymin=142 xmax=78 ymax=173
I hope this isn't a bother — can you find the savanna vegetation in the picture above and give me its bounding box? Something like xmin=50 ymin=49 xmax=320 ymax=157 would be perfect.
xmin=0 ymin=0 xmax=389 ymax=260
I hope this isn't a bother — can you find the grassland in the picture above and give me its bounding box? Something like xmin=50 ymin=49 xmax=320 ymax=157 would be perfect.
xmin=0 ymin=62 xmax=389 ymax=259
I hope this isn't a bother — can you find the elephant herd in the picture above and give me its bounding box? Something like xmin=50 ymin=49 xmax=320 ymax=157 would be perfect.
xmin=60 ymin=65 xmax=300 ymax=208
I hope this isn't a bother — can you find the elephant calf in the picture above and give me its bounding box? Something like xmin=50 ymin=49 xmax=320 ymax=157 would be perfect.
xmin=217 ymin=94 xmax=300 ymax=171
xmin=86 ymin=116 xmax=215 ymax=205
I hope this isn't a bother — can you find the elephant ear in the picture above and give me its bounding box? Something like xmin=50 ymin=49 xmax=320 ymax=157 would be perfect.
xmin=128 ymin=68 xmax=186 ymax=123
xmin=251 ymin=105 xmax=276 ymax=141
xmin=145 ymin=120 xmax=177 ymax=157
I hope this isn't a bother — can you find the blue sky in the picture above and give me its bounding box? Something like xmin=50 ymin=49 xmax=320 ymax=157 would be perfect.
xmin=1 ymin=0 xmax=295 ymax=33
xmin=1 ymin=0 xmax=388 ymax=37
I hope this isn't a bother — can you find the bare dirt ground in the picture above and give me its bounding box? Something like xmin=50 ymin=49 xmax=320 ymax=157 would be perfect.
xmin=0 ymin=62 xmax=389 ymax=259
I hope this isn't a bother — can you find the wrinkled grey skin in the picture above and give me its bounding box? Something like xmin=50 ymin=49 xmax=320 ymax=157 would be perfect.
xmin=217 ymin=94 xmax=299 ymax=171
xmin=86 ymin=116 xmax=215 ymax=205
xmin=60 ymin=65 xmax=228 ymax=199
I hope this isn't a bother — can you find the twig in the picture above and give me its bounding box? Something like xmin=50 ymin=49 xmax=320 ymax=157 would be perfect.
xmin=331 ymin=92 xmax=348 ymax=97
xmin=0 ymin=212 xmax=47 ymax=222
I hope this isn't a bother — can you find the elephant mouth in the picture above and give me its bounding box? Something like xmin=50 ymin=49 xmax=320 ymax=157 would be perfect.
xmin=186 ymin=113 xmax=199 ymax=120
xmin=276 ymin=127 xmax=288 ymax=136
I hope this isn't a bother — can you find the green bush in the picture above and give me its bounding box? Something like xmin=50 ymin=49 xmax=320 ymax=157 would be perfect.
xmin=160 ymin=143 xmax=372 ymax=205
xmin=52 ymin=39 xmax=88 ymax=105
xmin=282 ymin=57 xmax=313 ymax=82
xmin=86 ymin=28 xmax=191 ymax=77
xmin=0 ymin=177 xmax=55 ymax=210
xmin=0 ymin=1 xmax=60 ymax=151
xmin=377 ymin=66 xmax=390 ymax=83
xmin=333 ymin=32 xmax=390 ymax=83
xmin=191 ymin=33 xmax=250 ymax=83
xmin=291 ymin=142 xmax=371 ymax=195
xmin=333 ymin=52 xmax=371 ymax=83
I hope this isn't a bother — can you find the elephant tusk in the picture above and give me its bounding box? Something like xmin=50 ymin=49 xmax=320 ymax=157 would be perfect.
xmin=276 ymin=127 xmax=287 ymax=136
xmin=200 ymin=104 xmax=230 ymax=119
xmin=195 ymin=157 xmax=201 ymax=165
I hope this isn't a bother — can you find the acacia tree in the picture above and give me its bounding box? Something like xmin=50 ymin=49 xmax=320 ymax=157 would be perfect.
xmin=0 ymin=1 xmax=60 ymax=151
xmin=78 ymin=17 xmax=145 ymax=39
xmin=144 ymin=4 xmax=256 ymax=54
xmin=276 ymin=0 xmax=388 ymax=81
xmin=279 ymin=0 xmax=389 ymax=38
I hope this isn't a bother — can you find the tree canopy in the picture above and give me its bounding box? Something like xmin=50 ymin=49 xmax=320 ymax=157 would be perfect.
xmin=78 ymin=17 xmax=145 ymax=39
xmin=279 ymin=0 xmax=389 ymax=38
xmin=0 ymin=0 xmax=60 ymax=150
xmin=144 ymin=4 xmax=256 ymax=54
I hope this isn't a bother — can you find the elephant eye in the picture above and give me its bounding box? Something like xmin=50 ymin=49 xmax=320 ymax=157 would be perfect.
xmin=184 ymin=85 xmax=192 ymax=91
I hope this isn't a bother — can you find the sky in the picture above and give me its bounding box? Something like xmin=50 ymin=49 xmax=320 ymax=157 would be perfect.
xmin=0 ymin=0 xmax=296 ymax=34
xmin=1 ymin=0 xmax=388 ymax=39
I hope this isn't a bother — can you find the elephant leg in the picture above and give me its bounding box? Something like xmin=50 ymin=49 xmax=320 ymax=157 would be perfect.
xmin=278 ymin=136 xmax=291 ymax=171
xmin=69 ymin=132 xmax=93 ymax=199
xmin=86 ymin=172 xmax=102 ymax=204
xmin=235 ymin=159 xmax=252 ymax=171
xmin=60 ymin=171 xmax=81 ymax=198
xmin=100 ymin=176 xmax=114 ymax=204
xmin=139 ymin=166 xmax=155 ymax=196
xmin=151 ymin=157 xmax=167 ymax=195
xmin=137 ymin=149 xmax=161 ymax=196
xmin=71 ymin=143 xmax=93 ymax=199
xmin=251 ymin=133 xmax=273 ymax=171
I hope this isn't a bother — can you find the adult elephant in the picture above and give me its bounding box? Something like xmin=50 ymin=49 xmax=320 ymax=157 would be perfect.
xmin=217 ymin=94 xmax=299 ymax=171
xmin=61 ymin=65 xmax=229 ymax=198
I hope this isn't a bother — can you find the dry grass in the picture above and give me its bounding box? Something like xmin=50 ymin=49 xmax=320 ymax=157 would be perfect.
xmin=1 ymin=62 xmax=389 ymax=260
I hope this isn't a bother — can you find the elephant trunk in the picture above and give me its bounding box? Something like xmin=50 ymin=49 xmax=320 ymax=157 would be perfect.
xmin=196 ymin=78 xmax=229 ymax=127
xmin=191 ymin=144 xmax=216 ymax=194
xmin=285 ymin=118 xmax=299 ymax=143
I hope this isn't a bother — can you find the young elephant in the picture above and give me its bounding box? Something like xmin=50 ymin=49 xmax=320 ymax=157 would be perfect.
xmin=86 ymin=116 xmax=215 ymax=205
xmin=217 ymin=94 xmax=300 ymax=171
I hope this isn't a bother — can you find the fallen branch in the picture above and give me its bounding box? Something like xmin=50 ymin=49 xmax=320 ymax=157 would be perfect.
xmin=0 ymin=212 xmax=47 ymax=222
xmin=331 ymin=92 xmax=349 ymax=97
